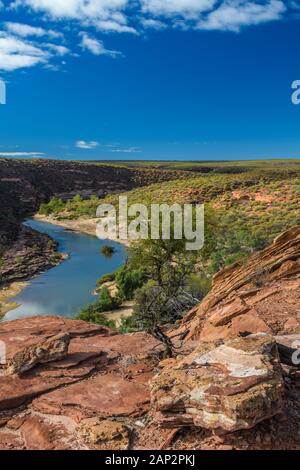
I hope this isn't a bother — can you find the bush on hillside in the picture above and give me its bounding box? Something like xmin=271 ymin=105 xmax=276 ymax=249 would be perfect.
xmin=76 ymin=287 xmax=121 ymax=325
xmin=115 ymin=265 xmax=146 ymax=300
xmin=100 ymin=245 xmax=116 ymax=257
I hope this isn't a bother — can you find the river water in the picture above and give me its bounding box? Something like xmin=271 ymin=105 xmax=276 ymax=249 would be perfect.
xmin=4 ymin=219 xmax=126 ymax=321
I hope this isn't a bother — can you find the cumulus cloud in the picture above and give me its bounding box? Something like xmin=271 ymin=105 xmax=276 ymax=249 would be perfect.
xmin=80 ymin=33 xmax=121 ymax=57
xmin=140 ymin=0 xmax=287 ymax=30
xmin=0 ymin=32 xmax=48 ymax=71
xmin=4 ymin=22 xmax=62 ymax=39
xmin=140 ymin=18 xmax=167 ymax=30
xmin=76 ymin=140 xmax=99 ymax=149
xmin=0 ymin=0 xmax=296 ymax=73
xmin=44 ymin=43 xmax=69 ymax=56
xmin=0 ymin=31 xmax=71 ymax=71
xmin=14 ymin=0 xmax=136 ymax=33
xmin=141 ymin=0 xmax=217 ymax=18
xmin=197 ymin=0 xmax=286 ymax=32
xmin=9 ymin=0 xmax=293 ymax=35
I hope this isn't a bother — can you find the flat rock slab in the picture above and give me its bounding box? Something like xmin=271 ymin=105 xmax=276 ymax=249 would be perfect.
xmin=0 ymin=316 xmax=110 ymax=362
xmin=67 ymin=331 xmax=161 ymax=360
xmin=32 ymin=371 xmax=151 ymax=420
xmin=0 ymin=317 xmax=158 ymax=417
xmin=151 ymin=334 xmax=284 ymax=432
xmin=0 ymin=362 xmax=97 ymax=411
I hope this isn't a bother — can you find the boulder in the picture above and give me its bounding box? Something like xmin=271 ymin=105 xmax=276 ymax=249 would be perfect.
xmin=5 ymin=333 xmax=70 ymax=376
xmin=79 ymin=418 xmax=130 ymax=450
xmin=151 ymin=334 xmax=284 ymax=432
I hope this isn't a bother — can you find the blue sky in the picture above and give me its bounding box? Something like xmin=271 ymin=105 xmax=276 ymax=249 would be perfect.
xmin=0 ymin=0 xmax=300 ymax=161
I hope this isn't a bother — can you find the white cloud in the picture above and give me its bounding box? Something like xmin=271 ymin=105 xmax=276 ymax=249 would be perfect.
xmin=0 ymin=152 xmax=45 ymax=157
xmin=15 ymin=0 xmax=128 ymax=19
xmin=4 ymin=22 xmax=62 ymax=39
xmin=141 ymin=18 xmax=167 ymax=30
xmin=80 ymin=33 xmax=121 ymax=57
xmin=76 ymin=140 xmax=99 ymax=149
xmin=0 ymin=32 xmax=48 ymax=71
xmin=15 ymin=0 xmax=136 ymax=33
xmin=0 ymin=0 xmax=295 ymax=74
xmin=94 ymin=20 xmax=137 ymax=34
xmin=44 ymin=43 xmax=69 ymax=56
xmin=0 ymin=27 xmax=70 ymax=72
xmin=198 ymin=0 xmax=286 ymax=32
xmin=141 ymin=0 xmax=217 ymax=18
xmin=140 ymin=0 xmax=286 ymax=30
xmin=109 ymin=146 xmax=142 ymax=153
xmin=8 ymin=0 xmax=297 ymax=37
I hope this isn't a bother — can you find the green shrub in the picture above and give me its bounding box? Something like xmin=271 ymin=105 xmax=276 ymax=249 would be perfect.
xmin=118 ymin=315 xmax=138 ymax=334
xmin=186 ymin=274 xmax=211 ymax=300
xmin=115 ymin=266 xmax=146 ymax=300
xmin=97 ymin=272 xmax=116 ymax=287
xmin=100 ymin=245 xmax=116 ymax=257
xmin=76 ymin=287 xmax=121 ymax=325
xmin=39 ymin=197 xmax=65 ymax=215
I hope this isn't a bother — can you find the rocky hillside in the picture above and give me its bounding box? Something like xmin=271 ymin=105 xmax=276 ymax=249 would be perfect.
xmin=0 ymin=227 xmax=299 ymax=450
xmin=0 ymin=158 xmax=191 ymax=286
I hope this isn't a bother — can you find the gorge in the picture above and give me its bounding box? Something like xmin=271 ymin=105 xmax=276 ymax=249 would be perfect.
xmin=0 ymin=159 xmax=300 ymax=450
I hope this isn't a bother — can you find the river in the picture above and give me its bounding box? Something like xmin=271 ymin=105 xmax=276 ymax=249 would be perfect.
xmin=3 ymin=219 xmax=126 ymax=321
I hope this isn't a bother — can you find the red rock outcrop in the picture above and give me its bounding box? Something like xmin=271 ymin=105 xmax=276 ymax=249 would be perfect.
xmin=146 ymin=227 xmax=300 ymax=446
xmin=1 ymin=227 xmax=300 ymax=450
xmin=151 ymin=334 xmax=284 ymax=432
xmin=0 ymin=316 xmax=161 ymax=449
xmin=4 ymin=332 xmax=70 ymax=376
xmin=180 ymin=226 xmax=300 ymax=342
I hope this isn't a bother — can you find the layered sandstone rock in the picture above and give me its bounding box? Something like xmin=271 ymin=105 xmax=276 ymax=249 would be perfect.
xmin=151 ymin=334 xmax=284 ymax=432
xmin=0 ymin=316 xmax=160 ymax=449
xmin=180 ymin=226 xmax=300 ymax=342
xmin=4 ymin=332 xmax=70 ymax=376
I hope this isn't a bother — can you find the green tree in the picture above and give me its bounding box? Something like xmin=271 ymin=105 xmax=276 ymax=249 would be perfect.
xmin=76 ymin=287 xmax=121 ymax=325
xmin=115 ymin=265 xmax=146 ymax=300
xmin=127 ymin=237 xmax=200 ymax=356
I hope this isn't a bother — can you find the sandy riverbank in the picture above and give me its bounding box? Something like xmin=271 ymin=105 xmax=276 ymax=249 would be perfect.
xmin=34 ymin=214 xmax=130 ymax=247
xmin=0 ymin=282 xmax=28 ymax=319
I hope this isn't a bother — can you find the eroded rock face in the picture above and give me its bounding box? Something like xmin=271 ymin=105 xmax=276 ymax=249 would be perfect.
xmin=151 ymin=334 xmax=284 ymax=432
xmin=180 ymin=226 xmax=300 ymax=342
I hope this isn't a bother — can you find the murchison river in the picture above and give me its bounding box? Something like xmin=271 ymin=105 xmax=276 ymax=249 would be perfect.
xmin=4 ymin=219 xmax=126 ymax=321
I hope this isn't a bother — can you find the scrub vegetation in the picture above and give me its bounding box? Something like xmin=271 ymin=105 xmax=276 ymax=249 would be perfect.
xmin=41 ymin=160 xmax=300 ymax=354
